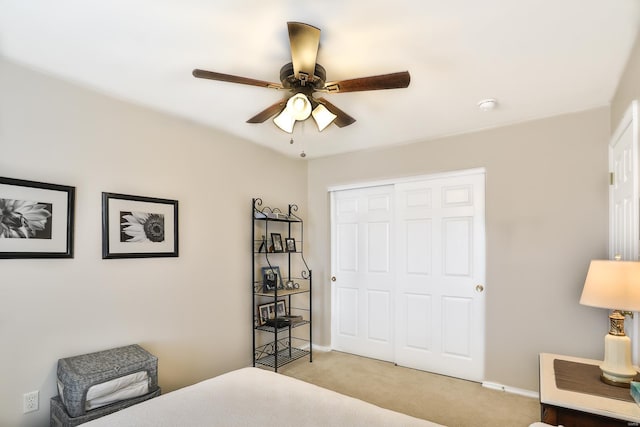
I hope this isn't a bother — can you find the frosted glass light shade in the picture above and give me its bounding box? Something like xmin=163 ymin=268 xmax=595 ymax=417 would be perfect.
xmin=273 ymin=108 xmax=296 ymax=133
xmin=580 ymin=260 xmax=640 ymax=311
xmin=287 ymin=93 xmax=312 ymax=120
xmin=312 ymin=104 xmax=337 ymax=131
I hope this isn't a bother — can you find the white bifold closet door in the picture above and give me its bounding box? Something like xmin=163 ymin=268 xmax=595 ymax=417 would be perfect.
xmin=331 ymin=185 xmax=396 ymax=362
xmin=331 ymin=170 xmax=486 ymax=382
xmin=394 ymin=173 xmax=485 ymax=381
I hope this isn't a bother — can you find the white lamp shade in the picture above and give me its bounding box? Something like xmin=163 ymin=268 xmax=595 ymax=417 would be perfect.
xmin=311 ymin=104 xmax=337 ymax=131
xmin=580 ymin=260 xmax=640 ymax=311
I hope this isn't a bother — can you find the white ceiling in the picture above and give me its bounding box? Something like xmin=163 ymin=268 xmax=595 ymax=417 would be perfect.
xmin=1 ymin=1 xmax=639 ymax=159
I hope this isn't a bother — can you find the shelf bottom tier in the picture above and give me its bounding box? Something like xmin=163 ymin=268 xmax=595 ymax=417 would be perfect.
xmin=255 ymin=347 xmax=310 ymax=369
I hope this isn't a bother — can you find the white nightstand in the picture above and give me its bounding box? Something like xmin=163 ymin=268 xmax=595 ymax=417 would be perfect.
xmin=539 ymin=353 xmax=640 ymax=426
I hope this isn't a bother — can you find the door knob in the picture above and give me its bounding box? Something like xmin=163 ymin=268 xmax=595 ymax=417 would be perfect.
xmin=475 ymin=284 xmax=484 ymax=293
xmin=331 ymin=276 xmax=337 ymax=282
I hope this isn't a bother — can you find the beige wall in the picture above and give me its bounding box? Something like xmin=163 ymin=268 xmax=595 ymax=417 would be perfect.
xmin=0 ymin=58 xmax=307 ymax=427
xmin=307 ymin=108 xmax=611 ymax=391
xmin=611 ymin=31 xmax=640 ymax=131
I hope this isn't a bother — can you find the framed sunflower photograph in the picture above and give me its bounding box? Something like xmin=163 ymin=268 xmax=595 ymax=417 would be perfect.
xmin=102 ymin=192 xmax=178 ymax=259
xmin=0 ymin=177 xmax=75 ymax=259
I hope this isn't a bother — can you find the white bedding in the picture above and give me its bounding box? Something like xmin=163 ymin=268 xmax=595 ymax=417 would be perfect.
xmin=82 ymin=367 xmax=443 ymax=427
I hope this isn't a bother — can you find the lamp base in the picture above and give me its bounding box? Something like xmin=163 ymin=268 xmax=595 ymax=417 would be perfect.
xmin=600 ymin=373 xmax=634 ymax=388
xmin=600 ymin=329 xmax=637 ymax=388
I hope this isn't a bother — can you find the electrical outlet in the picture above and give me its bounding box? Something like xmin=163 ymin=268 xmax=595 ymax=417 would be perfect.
xmin=23 ymin=390 xmax=38 ymax=413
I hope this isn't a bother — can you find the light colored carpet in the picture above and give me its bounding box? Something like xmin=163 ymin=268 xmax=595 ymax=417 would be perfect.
xmin=280 ymin=350 xmax=540 ymax=427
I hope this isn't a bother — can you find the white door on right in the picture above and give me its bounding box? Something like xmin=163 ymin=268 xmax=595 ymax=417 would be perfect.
xmin=394 ymin=172 xmax=486 ymax=382
xmin=610 ymin=101 xmax=638 ymax=262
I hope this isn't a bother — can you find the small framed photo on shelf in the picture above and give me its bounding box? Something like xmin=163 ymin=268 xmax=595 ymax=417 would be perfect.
xmin=285 ymin=237 xmax=296 ymax=252
xmin=257 ymin=299 xmax=287 ymax=326
xmin=276 ymin=300 xmax=286 ymax=317
xmin=257 ymin=302 xmax=273 ymax=326
xmin=271 ymin=233 xmax=284 ymax=252
xmin=261 ymin=266 xmax=283 ymax=291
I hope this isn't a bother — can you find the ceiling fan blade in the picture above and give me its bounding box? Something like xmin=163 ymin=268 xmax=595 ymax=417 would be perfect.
xmin=246 ymin=100 xmax=287 ymax=123
xmin=324 ymin=71 xmax=410 ymax=93
xmin=316 ymin=97 xmax=356 ymax=128
xmin=287 ymin=22 xmax=321 ymax=81
xmin=192 ymin=69 xmax=283 ymax=89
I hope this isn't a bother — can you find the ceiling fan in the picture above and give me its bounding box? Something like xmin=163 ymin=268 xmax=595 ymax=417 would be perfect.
xmin=192 ymin=22 xmax=411 ymax=133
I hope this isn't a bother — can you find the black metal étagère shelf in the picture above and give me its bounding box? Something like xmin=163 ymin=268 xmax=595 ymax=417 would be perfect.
xmin=251 ymin=198 xmax=312 ymax=371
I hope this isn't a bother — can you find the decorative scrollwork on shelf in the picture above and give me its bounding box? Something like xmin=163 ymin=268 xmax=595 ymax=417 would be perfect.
xmin=262 ymin=207 xmax=283 ymax=214
xmin=301 ymin=270 xmax=310 ymax=279
xmin=276 ymin=337 xmax=291 ymax=351
xmin=254 ymin=341 xmax=277 ymax=360
xmin=288 ymin=204 xmax=301 ymax=221
xmin=254 ymin=338 xmax=292 ymax=360
xmin=254 ymin=198 xmax=282 ymax=216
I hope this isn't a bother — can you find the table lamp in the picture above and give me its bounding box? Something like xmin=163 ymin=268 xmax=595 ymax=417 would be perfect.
xmin=580 ymin=260 xmax=640 ymax=387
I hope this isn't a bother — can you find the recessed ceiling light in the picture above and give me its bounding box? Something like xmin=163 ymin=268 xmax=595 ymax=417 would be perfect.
xmin=478 ymin=98 xmax=498 ymax=111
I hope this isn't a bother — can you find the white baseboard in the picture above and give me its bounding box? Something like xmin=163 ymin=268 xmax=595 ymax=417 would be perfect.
xmin=482 ymin=381 xmax=539 ymax=399
xmin=297 ymin=344 xmax=331 ymax=353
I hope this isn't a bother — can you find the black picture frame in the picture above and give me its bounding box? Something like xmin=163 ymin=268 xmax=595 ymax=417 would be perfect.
xmin=258 ymin=302 xmax=271 ymax=326
xmin=285 ymin=237 xmax=296 ymax=252
xmin=257 ymin=300 xmax=287 ymax=326
xmin=102 ymin=192 xmax=178 ymax=259
xmin=261 ymin=265 xmax=283 ymax=291
xmin=0 ymin=177 xmax=75 ymax=259
xmin=271 ymin=233 xmax=284 ymax=253
xmin=276 ymin=299 xmax=286 ymax=317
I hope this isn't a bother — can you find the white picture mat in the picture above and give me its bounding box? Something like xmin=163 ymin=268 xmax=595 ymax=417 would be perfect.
xmin=0 ymin=183 xmax=70 ymax=253
xmin=107 ymin=198 xmax=176 ymax=254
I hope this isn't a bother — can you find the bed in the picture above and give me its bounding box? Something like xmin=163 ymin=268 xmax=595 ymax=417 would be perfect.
xmin=81 ymin=367 xmax=443 ymax=426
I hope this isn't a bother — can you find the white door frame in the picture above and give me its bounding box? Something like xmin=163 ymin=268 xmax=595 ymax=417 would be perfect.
xmin=609 ymin=100 xmax=639 ymax=364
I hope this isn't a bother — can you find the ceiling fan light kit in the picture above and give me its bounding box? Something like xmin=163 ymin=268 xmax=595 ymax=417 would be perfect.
xmin=193 ymin=22 xmax=411 ymax=135
xmin=273 ymin=93 xmax=338 ymax=133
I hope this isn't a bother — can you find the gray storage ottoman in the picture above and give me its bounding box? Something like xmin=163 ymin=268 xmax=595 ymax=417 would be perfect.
xmin=53 ymin=344 xmax=159 ymax=424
